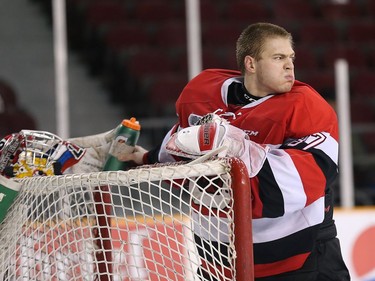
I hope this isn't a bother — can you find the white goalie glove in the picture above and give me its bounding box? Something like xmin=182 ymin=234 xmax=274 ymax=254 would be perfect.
xmin=165 ymin=115 xmax=269 ymax=177
xmin=67 ymin=129 xmax=116 ymax=174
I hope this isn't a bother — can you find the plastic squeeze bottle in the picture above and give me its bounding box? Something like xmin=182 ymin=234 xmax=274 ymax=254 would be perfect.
xmin=103 ymin=117 xmax=141 ymax=171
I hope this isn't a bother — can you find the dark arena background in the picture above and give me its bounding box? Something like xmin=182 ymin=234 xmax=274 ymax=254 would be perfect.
xmin=0 ymin=1 xmax=375 ymax=280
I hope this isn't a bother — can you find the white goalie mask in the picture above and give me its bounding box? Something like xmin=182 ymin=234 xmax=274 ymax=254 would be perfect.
xmin=0 ymin=130 xmax=85 ymax=178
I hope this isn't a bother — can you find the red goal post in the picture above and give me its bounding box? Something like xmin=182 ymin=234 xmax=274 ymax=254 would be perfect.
xmin=0 ymin=157 xmax=253 ymax=281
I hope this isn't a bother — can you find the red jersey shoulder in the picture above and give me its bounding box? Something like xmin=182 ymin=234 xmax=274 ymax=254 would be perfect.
xmin=276 ymin=80 xmax=331 ymax=111
xmin=292 ymin=80 xmax=319 ymax=95
xmin=177 ymin=69 xmax=241 ymax=104
xmin=291 ymin=80 xmax=334 ymax=112
xmin=285 ymin=80 xmax=338 ymax=137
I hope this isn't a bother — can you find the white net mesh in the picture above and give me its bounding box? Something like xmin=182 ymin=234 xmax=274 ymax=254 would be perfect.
xmin=0 ymin=159 xmax=246 ymax=281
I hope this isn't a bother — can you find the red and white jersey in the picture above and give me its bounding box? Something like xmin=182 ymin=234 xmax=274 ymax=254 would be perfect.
xmin=158 ymin=69 xmax=339 ymax=278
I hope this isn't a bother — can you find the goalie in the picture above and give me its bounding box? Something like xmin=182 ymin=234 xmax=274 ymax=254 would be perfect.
xmin=119 ymin=23 xmax=350 ymax=280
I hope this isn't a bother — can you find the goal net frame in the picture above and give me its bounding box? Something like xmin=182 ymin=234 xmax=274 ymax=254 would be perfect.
xmin=0 ymin=157 xmax=253 ymax=281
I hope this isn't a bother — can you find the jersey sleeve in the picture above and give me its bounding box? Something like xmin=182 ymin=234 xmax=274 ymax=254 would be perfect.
xmin=250 ymin=131 xmax=338 ymax=220
xmin=248 ymin=130 xmax=339 ymax=276
xmin=245 ymin=89 xmax=339 ymax=276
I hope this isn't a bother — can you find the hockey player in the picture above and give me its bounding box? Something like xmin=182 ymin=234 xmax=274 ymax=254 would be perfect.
xmin=119 ymin=22 xmax=350 ymax=280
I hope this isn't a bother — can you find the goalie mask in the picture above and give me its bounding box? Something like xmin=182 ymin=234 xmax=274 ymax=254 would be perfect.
xmin=0 ymin=130 xmax=86 ymax=178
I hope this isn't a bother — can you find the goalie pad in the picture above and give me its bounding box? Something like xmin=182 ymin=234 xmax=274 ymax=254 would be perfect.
xmin=166 ymin=117 xmax=269 ymax=177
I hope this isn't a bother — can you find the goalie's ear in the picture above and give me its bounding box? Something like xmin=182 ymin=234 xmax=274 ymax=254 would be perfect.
xmin=244 ymin=55 xmax=256 ymax=73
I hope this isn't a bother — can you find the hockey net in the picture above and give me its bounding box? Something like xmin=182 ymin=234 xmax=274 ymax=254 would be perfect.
xmin=0 ymin=158 xmax=253 ymax=281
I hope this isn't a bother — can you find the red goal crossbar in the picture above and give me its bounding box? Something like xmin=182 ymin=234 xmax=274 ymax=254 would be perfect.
xmin=230 ymin=158 xmax=254 ymax=281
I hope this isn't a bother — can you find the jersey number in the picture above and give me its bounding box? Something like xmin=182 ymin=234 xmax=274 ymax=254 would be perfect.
xmin=287 ymin=133 xmax=327 ymax=150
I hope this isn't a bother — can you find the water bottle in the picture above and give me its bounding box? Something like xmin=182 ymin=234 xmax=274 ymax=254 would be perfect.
xmin=103 ymin=117 xmax=141 ymax=171
xmin=0 ymin=176 xmax=22 ymax=223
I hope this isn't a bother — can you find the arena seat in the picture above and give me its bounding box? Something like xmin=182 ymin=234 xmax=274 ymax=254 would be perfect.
xmin=293 ymin=46 xmax=319 ymax=69
xmin=350 ymin=99 xmax=375 ymax=124
xmin=104 ymin=23 xmax=153 ymax=54
xmin=298 ymin=21 xmax=340 ymax=45
xmin=148 ymin=74 xmax=187 ymax=115
xmin=202 ymin=22 xmax=244 ymax=48
xmin=272 ymin=0 xmax=316 ymax=21
xmin=361 ymin=131 xmax=375 ymax=153
xmin=84 ymin=0 xmax=127 ymax=29
xmin=131 ymin=0 xmax=182 ymax=23
xmin=300 ymin=71 xmax=335 ymax=97
xmin=363 ymin=0 xmax=375 ymax=17
xmin=350 ymin=71 xmax=375 ymax=97
xmin=125 ymin=49 xmax=176 ymax=78
xmin=322 ymin=45 xmax=368 ymax=70
xmin=154 ymin=21 xmax=187 ymax=49
xmin=346 ymin=21 xmax=375 ymax=43
xmin=199 ymin=0 xmax=224 ymax=22
xmin=223 ymin=2 xmax=271 ymax=23
xmin=318 ymin=2 xmax=363 ymax=20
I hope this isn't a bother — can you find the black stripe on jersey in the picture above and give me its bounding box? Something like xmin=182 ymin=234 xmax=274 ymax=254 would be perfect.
xmin=257 ymin=159 xmax=285 ymax=218
xmin=281 ymin=140 xmax=338 ymax=189
xmin=253 ymin=224 xmax=319 ymax=264
xmin=282 ymin=144 xmax=338 ymax=190
xmin=194 ymin=234 xmax=231 ymax=266
xmin=310 ymin=147 xmax=338 ymax=188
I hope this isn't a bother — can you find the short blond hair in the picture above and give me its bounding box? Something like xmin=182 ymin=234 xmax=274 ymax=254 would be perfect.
xmin=236 ymin=22 xmax=293 ymax=74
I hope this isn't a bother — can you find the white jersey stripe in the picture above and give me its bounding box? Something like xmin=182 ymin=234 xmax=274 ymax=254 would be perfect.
xmin=314 ymin=132 xmax=338 ymax=165
xmin=192 ymin=211 xmax=231 ymax=242
xmin=252 ymin=197 xmax=325 ymax=243
xmin=267 ymin=149 xmax=307 ymax=214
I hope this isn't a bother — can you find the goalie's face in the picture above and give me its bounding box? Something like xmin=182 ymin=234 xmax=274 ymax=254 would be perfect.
xmin=244 ymin=37 xmax=295 ymax=97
